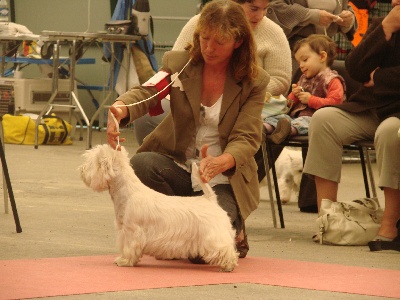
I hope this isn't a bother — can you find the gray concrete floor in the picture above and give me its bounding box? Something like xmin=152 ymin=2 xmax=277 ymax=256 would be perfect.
xmin=0 ymin=128 xmax=398 ymax=300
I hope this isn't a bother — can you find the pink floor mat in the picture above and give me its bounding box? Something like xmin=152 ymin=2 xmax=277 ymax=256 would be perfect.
xmin=1 ymin=255 xmax=399 ymax=299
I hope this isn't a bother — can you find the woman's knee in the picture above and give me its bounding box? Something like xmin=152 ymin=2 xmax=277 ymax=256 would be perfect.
xmin=130 ymin=152 xmax=172 ymax=183
xmin=309 ymin=107 xmax=338 ymax=133
xmin=130 ymin=152 xmax=158 ymax=173
xmin=375 ymin=118 xmax=400 ymax=188
xmin=375 ymin=117 xmax=400 ymax=147
xmin=308 ymin=108 xmax=344 ymax=144
xmin=375 ymin=117 xmax=400 ymax=160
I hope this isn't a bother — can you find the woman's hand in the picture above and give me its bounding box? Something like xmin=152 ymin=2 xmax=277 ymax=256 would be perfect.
xmin=337 ymin=10 xmax=354 ymax=28
xmin=107 ymin=103 xmax=127 ymax=150
xmin=364 ymin=67 xmax=379 ymax=88
xmin=382 ymin=6 xmax=400 ymax=41
xmin=319 ymin=10 xmax=353 ymax=28
xmin=199 ymin=145 xmax=234 ymax=183
xmin=319 ymin=10 xmax=340 ymax=26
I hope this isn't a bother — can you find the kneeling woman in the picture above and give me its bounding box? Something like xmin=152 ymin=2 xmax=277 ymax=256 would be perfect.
xmin=107 ymin=0 xmax=269 ymax=260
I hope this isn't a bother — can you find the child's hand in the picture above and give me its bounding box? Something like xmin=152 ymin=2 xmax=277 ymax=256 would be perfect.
xmin=292 ymin=84 xmax=303 ymax=98
xmin=298 ymin=92 xmax=311 ymax=104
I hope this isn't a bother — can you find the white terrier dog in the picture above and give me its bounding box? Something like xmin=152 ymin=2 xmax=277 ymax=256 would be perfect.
xmin=79 ymin=144 xmax=238 ymax=272
xmin=274 ymin=148 xmax=303 ymax=203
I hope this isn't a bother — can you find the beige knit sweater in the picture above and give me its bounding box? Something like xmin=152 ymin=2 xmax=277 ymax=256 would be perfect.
xmin=172 ymin=14 xmax=292 ymax=97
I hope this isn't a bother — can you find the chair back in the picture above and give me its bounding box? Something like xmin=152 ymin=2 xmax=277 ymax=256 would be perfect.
xmin=331 ymin=60 xmax=362 ymax=100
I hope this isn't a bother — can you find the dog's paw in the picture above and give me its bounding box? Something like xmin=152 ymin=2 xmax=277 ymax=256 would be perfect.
xmin=114 ymin=256 xmax=137 ymax=267
xmin=278 ymin=177 xmax=292 ymax=204
xmin=219 ymin=260 xmax=238 ymax=272
xmin=215 ymin=251 xmax=238 ymax=272
xmin=219 ymin=266 xmax=235 ymax=272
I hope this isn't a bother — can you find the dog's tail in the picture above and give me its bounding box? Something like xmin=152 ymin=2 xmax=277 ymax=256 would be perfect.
xmin=191 ymin=162 xmax=215 ymax=199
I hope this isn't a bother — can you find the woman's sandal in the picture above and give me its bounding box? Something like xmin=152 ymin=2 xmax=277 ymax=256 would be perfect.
xmin=368 ymin=219 xmax=400 ymax=252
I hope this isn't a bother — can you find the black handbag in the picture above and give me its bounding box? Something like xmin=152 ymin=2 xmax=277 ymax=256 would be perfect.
xmin=104 ymin=20 xmax=134 ymax=35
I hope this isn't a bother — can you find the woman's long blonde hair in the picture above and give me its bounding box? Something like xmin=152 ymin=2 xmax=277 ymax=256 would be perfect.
xmin=187 ymin=0 xmax=258 ymax=81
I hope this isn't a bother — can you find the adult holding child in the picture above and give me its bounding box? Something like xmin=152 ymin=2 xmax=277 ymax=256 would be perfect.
xmin=134 ymin=0 xmax=292 ymax=146
xmin=303 ymin=0 xmax=400 ymax=249
xmin=107 ymin=0 xmax=270 ymax=260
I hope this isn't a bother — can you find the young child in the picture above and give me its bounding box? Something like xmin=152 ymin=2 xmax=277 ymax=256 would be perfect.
xmin=264 ymin=34 xmax=346 ymax=144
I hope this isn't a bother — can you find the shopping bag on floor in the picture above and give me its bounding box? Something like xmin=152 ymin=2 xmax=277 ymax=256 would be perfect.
xmin=2 ymin=113 xmax=73 ymax=145
xmin=316 ymin=198 xmax=383 ymax=245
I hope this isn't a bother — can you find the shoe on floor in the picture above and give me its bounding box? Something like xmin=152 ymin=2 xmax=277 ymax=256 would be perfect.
xmin=236 ymin=234 xmax=249 ymax=258
xmin=300 ymin=204 xmax=318 ymax=213
xmin=270 ymin=118 xmax=291 ymax=144
xmin=368 ymin=219 xmax=400 ymax=252
xmin=368 ymin=238 xmax=400 ymax=252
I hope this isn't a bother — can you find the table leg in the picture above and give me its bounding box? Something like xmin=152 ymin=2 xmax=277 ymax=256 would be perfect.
xmin=1 ymin=42 xmax=5 ymax=77
xmin=34 ymin=41 xmax=60 ymax=149
xmin=0 ymin=136 xmax=22 ymax=233
xmin=69 ymin=40 xmax=90 ymax=142
xmin=88 ymin=41 xmax=117 ymax=149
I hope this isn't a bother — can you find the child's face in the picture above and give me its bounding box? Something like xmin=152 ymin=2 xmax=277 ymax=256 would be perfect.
xmin=294 ymin=44 xmax=328 ymax=79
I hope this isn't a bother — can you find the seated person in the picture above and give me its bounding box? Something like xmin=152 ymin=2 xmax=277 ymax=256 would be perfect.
xmin=264 ymin=34 xmax=345 ymax=144
xmin=303 ymin=0 xmax=400 ymax=248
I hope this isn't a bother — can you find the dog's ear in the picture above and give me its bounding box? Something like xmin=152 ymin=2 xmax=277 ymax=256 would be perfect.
xmin=99 ymin=155 xmax=116 ymax=178
xmin=92 ymin=146 xmax=116 ymax=190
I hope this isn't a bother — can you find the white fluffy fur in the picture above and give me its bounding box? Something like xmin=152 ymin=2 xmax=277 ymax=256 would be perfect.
xmin=79 ymin=144 xmax=238 ymax=272
xmin=274 ymin=148 xmax=303 ymax=203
